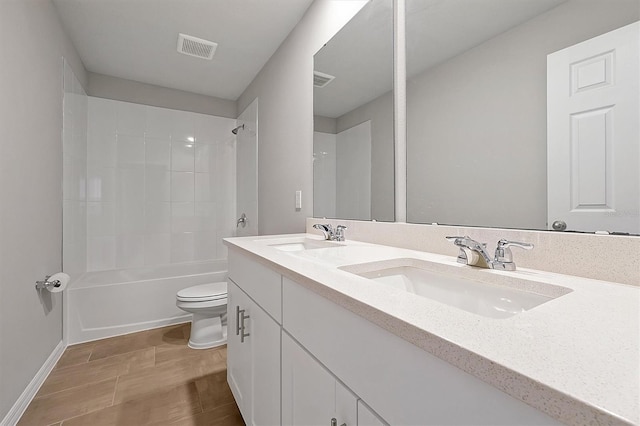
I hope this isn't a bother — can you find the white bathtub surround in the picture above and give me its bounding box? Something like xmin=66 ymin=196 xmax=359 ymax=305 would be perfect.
xmin=225 ymin=234 xmax=639 ymax=425
xmin=62 ymin=61 xmax=88 ymax=282
xmin=66 ymin=260 xmax=227 ymax=344
xmin=307 ymin=218 xmax=640 ymax=286
xmin=86 ymin=97 xmax=237 ymax=271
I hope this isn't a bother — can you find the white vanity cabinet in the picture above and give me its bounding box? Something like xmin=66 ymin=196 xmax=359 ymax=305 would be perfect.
xmin=227 ymin=254 xmax=282 ymax=426
xmin=226 ymin=280 xmax=251 ymax=416
xmin=227 ymin=248 xmax=560 ymax=426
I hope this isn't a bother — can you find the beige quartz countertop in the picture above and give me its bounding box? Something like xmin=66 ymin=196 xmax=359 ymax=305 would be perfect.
xmin=224 ymin=234 xmax=640 ymax=426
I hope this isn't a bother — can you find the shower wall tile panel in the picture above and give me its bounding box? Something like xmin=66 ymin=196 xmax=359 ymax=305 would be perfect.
xmin=171 ymin=172 xmax=195 ymax=202
xmin=63 ymin=62 xmax=88 ymax=281
xmin=171 ymin=141 xmax=195 ymax=172
xmin=87 ymin=201 xmax=116 ymax=236
xmin=86 ymin=97 xmax=237 ymax=271
xmin=145 ymin=202 xmax=171 ymax=233
xmin=116 ymin=102 xmax=146 ymax=136
xmin=87 ymin=166 xmax=117 ymax=202
xmin=145 ymin=138 xmax=171 ymax=167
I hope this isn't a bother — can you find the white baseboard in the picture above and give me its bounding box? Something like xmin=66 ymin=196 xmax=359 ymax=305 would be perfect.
xmin=1 ymin=340 xmax=66 ymax=426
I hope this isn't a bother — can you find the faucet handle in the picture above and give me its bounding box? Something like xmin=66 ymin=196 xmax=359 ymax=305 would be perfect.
xmin=497 ymin=239 xmax=534 ymax=249
xmin=495 ymin=239 xmax=534 ymax=263
xmin=445 ymin=236 xmax=470 ymax=245
xmin=445 ymin=236 xmax=463 ymax=242
xmin=335 ymin=225 xmax=347 ymax=242
xmin=446 ymin=236 xmax=486 ymax=250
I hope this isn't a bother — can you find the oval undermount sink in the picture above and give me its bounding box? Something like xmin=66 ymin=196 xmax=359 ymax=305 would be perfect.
xmin=340 ymin=258 xmax=572 ymax=319
xmin=265 ymin=238 xmax=342 ymax=252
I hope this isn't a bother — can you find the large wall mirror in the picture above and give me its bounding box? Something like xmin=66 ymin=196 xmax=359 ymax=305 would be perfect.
xmin=406 ymin=0 xmax=639 ymax=234
xmin=313 ymin=0 xmax=395 ymax=222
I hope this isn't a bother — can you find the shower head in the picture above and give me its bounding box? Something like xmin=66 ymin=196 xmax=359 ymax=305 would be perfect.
xmin=232 ymin=124 xmax=245 ymax=135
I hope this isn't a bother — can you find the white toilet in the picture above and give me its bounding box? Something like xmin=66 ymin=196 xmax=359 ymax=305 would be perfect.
xmin=176 ymin=282 xmax=228 ymax=349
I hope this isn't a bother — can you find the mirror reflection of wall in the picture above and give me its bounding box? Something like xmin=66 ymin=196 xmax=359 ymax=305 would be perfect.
xmin=314 ymin=121 xmax=372 ymax=220
xmin=313 ymin=0 xmax=395 ymax=222
xmin=406 ymin=0 xmax=639 ymax=233
xmin=313 ymin=130 xmax=337 ymax=219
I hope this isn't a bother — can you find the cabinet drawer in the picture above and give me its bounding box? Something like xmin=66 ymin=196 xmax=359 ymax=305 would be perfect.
xmin=229 ymin=250 xmax=282 ymax=323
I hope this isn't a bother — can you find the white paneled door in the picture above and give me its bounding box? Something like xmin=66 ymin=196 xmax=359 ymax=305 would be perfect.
xmin=547 ymin=22 xmax=639 ymax=234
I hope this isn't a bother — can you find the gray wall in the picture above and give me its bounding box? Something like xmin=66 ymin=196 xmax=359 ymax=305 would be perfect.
xmin=237 ymin=0 xmax=367 ymax=235
xmin=406 ymin=0 xmax=639 ymax=229
xmin=337 ymin=91 xmax=394 ymax=222
xmin=88 ymin=72 xmax=237 ymax=118
xmin=0 ymin=0 xmax=87 ymax=420
xmin=314 ymin=115 xmax=337 ymax=134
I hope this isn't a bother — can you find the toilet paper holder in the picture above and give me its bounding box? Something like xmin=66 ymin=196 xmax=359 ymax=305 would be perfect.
xmin=35 ymin=275 xmax=63 ymax=291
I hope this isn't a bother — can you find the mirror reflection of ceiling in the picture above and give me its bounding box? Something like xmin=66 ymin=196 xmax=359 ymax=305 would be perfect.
xmin=314 ymin=0 xmax=393 ymax=118
xmin=406 ymin=0 xmax=566 ymax=77
xmin=53 ymin=0 xmax=314 ymax=100
xmin=313 ymin=0 xmax=565 ymax=119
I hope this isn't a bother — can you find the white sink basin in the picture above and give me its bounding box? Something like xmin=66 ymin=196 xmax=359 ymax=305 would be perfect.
xmin=340 ymin=258 xmax=571 ymax=319
xmin=266 ymin=238 xmax=342 ymax=252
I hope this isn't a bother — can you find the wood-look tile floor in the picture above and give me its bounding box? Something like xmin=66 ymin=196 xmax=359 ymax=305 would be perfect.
xmin=19 ymin=323 xmax=245 ymax=426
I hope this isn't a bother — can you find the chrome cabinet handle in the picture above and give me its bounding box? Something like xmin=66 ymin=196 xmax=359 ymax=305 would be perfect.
xmin=240 ymin=310 xmax=250 ymax=343
xmin=235 ymin=306 xmax=241 ymax=336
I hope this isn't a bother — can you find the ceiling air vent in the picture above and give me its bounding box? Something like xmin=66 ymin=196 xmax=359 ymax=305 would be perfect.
xmin=177 ymin=33 xmax=217 ymax=60
xmin=313 ymin=71 xmax=335 ymax=88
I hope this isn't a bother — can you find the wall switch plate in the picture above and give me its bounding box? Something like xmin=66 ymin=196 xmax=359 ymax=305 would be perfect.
xmin=295 ymin=190 xmax=302 ymax=209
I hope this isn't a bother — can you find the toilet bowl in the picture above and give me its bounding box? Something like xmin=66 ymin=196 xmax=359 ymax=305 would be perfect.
xmin=176 ymin=282 xmax=228 ymax=349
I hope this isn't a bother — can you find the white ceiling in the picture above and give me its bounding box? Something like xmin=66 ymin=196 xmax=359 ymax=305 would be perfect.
xmin=53 ymin=0 xmax=314 ymax=100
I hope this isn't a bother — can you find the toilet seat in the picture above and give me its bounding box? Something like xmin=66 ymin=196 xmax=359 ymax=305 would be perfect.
xmin=177 ymin=282 xmax=227 ymax=302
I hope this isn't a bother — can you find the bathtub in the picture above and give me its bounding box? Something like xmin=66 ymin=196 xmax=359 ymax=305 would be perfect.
xmin=65 ymin=260 xmax=227 ymax=344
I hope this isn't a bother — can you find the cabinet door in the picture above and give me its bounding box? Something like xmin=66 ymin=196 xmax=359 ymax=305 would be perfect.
xmin=249 ymin=291 xmax=281 ymax=426
xmin=228 ymin=278 xmax=281 ymax=426
xmin=227 ymin=279 xmax=252 ymax=423
xmin=357 ymin=400 xmax=388 ymax=426
xmin=282 ymin=332 xmax=357 ymax=426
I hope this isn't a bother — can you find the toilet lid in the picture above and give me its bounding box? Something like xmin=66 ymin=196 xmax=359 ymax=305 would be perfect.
xmin=177 ymin=282 xmax=227 ymax=302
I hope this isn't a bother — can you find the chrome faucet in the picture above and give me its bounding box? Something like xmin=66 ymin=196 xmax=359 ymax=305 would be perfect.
xmin=313 ymin=224 xmax=347 ymax=242
xmin=446 ymin=236 xmax=533 ymax=271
